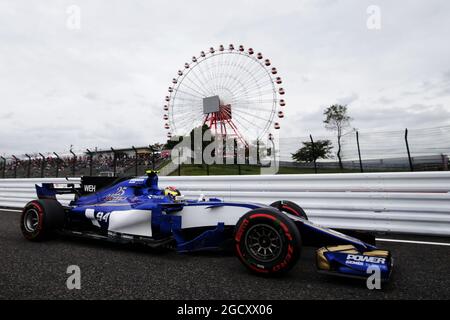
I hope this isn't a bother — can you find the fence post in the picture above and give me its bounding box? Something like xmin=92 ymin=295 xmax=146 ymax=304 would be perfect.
xmin=53 ymin=152 xmax=60 ymax=177
xmin=111 ymin=148 xmax=117 ymax=177
xmin=132 ymin=146 xmax=138 ymax=176
xmin=356 ymin=131 xmax=363 ymax=173
xmin=309 ymin=135 xmax=317 ymax=174
xmin=222 ymin=138 xmax=226 ymax=165
xmin=178 ymin=148 xmax=181 ymax=176
xmin=152 ymin=149 xmax=156 ymax=170
xmin=39 ymin=153 xmax=46 ymax=178
xmin=12 ymin=155 xmax=18 ymax=178
xmin=245 ymin=145 xmax=249 ymax=165
xmin=256 ymin=139 xmax=260 ymax=166
xmin=442 ymin=154 xmax=449 ymax=171
xmin=0 ymin=156 xmax=5 ymax=178
xmin=86 ymin=149 xmax=93 ymax=176
xmin=269 ymin=133 xmax=276 ymax=173
xmin=234 ymin=139 xmax=241 ymax=175
xmin=70 ymin=150 xmax=76 ymax=177
xmin=149 ymin=145 xmax=156 ymax=171
xmin=405 ymin=129 xmax=414 ymax=171
xmin=25 ymin=154 xmax=31 ymax=178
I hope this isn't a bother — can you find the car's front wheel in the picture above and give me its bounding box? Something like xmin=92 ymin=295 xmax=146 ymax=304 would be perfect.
xmin=21 ymin=199 xmax=65 ymax=241
xmin=234 ymin=208 xmax=301 ymax=276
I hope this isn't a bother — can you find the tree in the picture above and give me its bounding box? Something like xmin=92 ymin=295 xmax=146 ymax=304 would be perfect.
xmin=164 ymin=136 xmax=183 ymax=150
xmin=292 ymin=140 xmax=333 ymax=163
xmin=323 ymin=104 xmax=352 ymax=169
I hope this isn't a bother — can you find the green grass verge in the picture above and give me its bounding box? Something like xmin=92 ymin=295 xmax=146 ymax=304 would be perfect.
xmin=169 ymin=164 xmax=362 ymax=176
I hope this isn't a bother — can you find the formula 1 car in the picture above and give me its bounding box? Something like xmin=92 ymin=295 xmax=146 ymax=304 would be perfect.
xmin=20 ymin=171 xmax=393 ymax=280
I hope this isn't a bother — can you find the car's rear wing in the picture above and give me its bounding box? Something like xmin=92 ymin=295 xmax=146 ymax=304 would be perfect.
xmin=35 ymin=176 xmax=128 ymax=200
xmin=36 ymin=181 xmax=82 ymax=200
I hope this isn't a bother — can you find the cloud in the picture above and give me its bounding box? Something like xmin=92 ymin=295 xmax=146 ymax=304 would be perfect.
xmin=352 ymin=103 xmax=450 ymax=130
xmin=1 ymin=112 xmax=15 ymax=120
xmin=336 ymin=93 xmax=359 ymax=106
xmin=0 ymin=0 xmax=449 ymax=155
xmin=83 ymin=92 xmax=98 ymax=101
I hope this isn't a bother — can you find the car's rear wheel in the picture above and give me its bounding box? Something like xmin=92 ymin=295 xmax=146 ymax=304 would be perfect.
xmin=234 ymin=208 xmax=301 ymax=276
xmin=270 ymin=200 xmax=308 ymax=220
xmin=21 ymin=200 xmax=65 ymax=241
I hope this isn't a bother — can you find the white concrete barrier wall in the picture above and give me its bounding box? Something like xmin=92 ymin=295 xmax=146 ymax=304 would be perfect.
xmin=1 ymin=172 xmax=449 ymax=236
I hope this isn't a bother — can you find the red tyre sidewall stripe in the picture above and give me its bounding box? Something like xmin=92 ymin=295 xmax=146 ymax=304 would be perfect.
xmin=249 ymin=213 xmax=276 ymax=221
xmin=272 ymin=244 xmax=294 ymax=272
xmin=235 ymin=218 xmax=249 ymax=242
xmin=282 ymin=205 xmax=300 ymax=217
xmin=235 ymin=243 xmax=244 ymax=259
xmin=29 ymin=201 xmax=44 ymax=233
xmin=279 ymin=221 xmax=293 ymax=241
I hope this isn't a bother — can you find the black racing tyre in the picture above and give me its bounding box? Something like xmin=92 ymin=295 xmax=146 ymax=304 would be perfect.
xmin=234 ymin=208 xmax=301 ymax=276
xmin=270 ymin=200 xmax=308 ymax=220
xmin=21 ymin=199 xmax=65 ymax=241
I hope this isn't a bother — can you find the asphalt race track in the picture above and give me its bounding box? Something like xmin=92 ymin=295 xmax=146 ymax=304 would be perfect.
xmin=1 ymin=209 xmax=449 ymax=300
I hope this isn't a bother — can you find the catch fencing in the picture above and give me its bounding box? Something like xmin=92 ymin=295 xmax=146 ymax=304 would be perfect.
xmin=1 ymin=126 xmax=449 ymax=178
xmin=279 ymin=126 xmax=450 ymax=172
xmin=1 ymin=172 xmax=449 ymax=236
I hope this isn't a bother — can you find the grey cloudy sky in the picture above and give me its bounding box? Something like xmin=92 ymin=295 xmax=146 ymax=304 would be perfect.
xmin=1 ymin=0 xmax=449 ymax=155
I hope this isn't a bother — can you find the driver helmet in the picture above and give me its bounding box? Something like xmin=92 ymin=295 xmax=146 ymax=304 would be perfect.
xmin=164 ymin=186 xmax=181 ymax=200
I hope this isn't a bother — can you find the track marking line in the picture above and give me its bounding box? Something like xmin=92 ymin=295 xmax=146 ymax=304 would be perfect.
xmin=377 ymin=238 xmax=450 ymax=247
xmin=0 ymin=209 xmax=21 ymax=213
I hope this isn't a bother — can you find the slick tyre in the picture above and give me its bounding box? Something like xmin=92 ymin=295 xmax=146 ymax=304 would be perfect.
xmin=21 ymin=199 xmax=65 ymax=241
xmin=234 ymin=208 xmax=301 ymax=276
xmin=270 ymin=200 xmax=308 ymax=220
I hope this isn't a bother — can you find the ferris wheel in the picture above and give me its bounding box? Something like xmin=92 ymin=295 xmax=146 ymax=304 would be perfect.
xmin=163 ymin=44 xmax=285 ymax=145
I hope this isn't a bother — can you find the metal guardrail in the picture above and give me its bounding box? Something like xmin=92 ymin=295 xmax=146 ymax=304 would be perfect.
xmin=1 ymin=172 xmax=449 ymax=236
